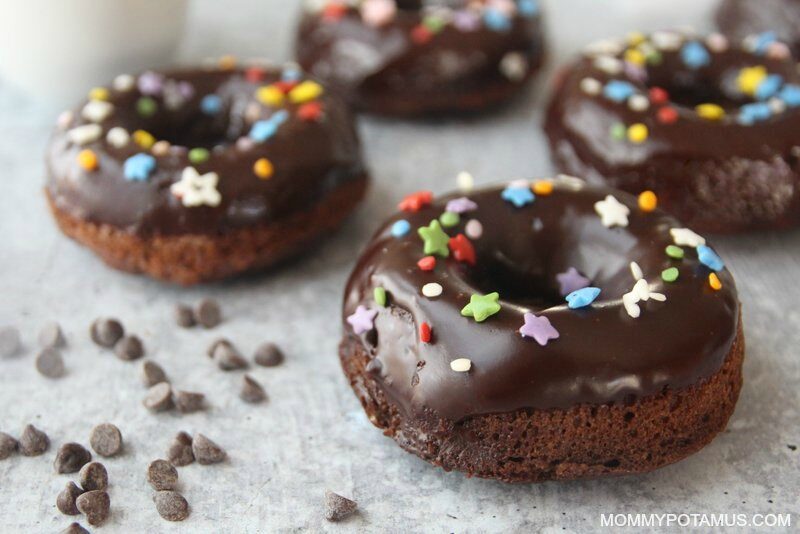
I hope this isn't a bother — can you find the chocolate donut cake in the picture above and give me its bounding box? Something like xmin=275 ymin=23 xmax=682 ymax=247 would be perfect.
xmin=717 ymin=0 xmax=800 ymax=58
xmin=46 ymin=59 xmax=368 ymax=284
xmin=545 ymin=31 xmax=800 ymax=233
xmin=295 ymin=0 xmax=545 ymax=115
xmin=341 ymin=176 xmax=743 ymax=482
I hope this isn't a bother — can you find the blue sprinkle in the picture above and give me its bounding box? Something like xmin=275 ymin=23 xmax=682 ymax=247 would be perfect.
xmin=680 ymin=41 xmax=710 ymax=69
xmin=566 ymin=287 xmax=601 ymax=309
xmin=391 ymin=220 xmax=411 ymax=238
xmin=755 ymin=74 xmax=783 ymax=101
xmin=484 ymin=8 xmax=511 ymax=32
xmin=517 ymin=0 xmax=539 ymax=17
xmin=281 ymin=66 xmax=302 ymax=82
xmin=200 ymin=94 xmax=222 ymax=115
xmin=123 ymin=153 xmax=156 ymax=181
xmin=603 ymin=80 xmax=636 ymax=103
xmin=501 ymin=186 xmax=535 ymax=208
xmin=778 ymin=84 xmax=800 ymax=107
xmin=248 ymin=110 xmax=290 ymax=143
xmin=753 ymin=31 xmax=777 ymax=55
xmin=738 ymin=102 xmax=772 ymax=125
xmin=697 ymin=245 xmax=724 ymax=272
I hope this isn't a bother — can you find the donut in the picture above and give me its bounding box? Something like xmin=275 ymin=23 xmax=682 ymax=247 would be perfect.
xmin=46 ymin=59 xmax=368 ymax=285
xmin=717 ymin=0 xmax=800 ymax=58
xmin=544 ymin=31 xmax=800 ymax=233
xmin=295 ymin=0 xmax=545 ymax=115
xmin=340 ymin=176 xmax=742 ymax=482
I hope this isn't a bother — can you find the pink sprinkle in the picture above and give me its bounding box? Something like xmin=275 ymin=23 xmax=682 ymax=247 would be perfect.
xmin=236 ymin=137 xmax=255 ymax=151
xmin=360 ymin=0 xmax=396 ymax=27
xmin=465 ymin=219 xmax=483 ymax=239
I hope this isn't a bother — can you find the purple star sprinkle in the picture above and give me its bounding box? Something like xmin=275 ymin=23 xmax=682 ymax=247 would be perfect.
xmin=556 ymin=267 xmax=590 ymax=297
xmin=347 ymin=305 xmax=378 ymax=335
xmin=138 ymin=71 xmax=164 ymax=96
xmin=445 ymin=197 xmax=478 ymax=214
xmin=452 ymin=10 xmax=480 ymax=32
xmin=519 ymin=313 xmax=559 ymax=346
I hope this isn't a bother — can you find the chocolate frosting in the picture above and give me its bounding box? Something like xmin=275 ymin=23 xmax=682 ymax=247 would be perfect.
xmin=342 ymin=178 xmax=739 ymax=422
xmin=46 ymin=65 xmax=366 ymax=236
xmin=717 ymin=0 xmax=800 ymax=57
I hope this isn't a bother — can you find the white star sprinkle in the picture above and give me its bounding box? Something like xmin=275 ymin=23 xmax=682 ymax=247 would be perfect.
xmin=170 ymin=167 xmax=221 ymax=208
xmin=594 ymin=195 xmax=630 ymax=228
xmin=670 ymin=228 xmax=706 ymax=247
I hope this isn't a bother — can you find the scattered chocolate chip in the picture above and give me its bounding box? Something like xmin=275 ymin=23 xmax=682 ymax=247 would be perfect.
xmin=195 ymin=299 xmax=221 ymax=329
xmin=253 ymin=342 xmax=284 ymax=367
xmin=0 ymin=432 xmax=18 ymax=460
xmin=192 ymin=434 xmax=226 ymax=465
xmin=35 ymin=347 xmax=66 ymax=378
xmin=60 ymin=522 xmax=90 ymax=534
xmin=143 ymin=382 xmax=173 ymax=412
xmin=212 ymin=342 xmax=248 ymax=371
xmin=206 ymin=337 xmax=232 ymax=358
xmin=19 ymin=424 xmax=49 ymax=456
xmin=0 ymin=325 xmax=21 ymax=357
xmin=75 ymin=490 xmax=110 ymax=526
xmin=167 ymin=432 xmax=194 ymax=467
xmin=147 ymin=459 xmax=178 ymax=491
xmin=90 ymin=318 xmax=124 ymax=348
xmin=141 ymin=360 xmax=168 ymax=387
xmin=39 ymin=321 xmax=66 ymax=348
xmin=79 ymin=461 xmax=108 ymax=491
xmin=56 ymin=482 xmax=84 ymax=515
xmin=54 ymin=442 xmax=92 ymax=474
xmin=89 ymin=423 xmax=123 ymax=458
xmin=154 ymin=490 xmax=189 ymax=521
xmin=114 ymin=335 xmax=144 ymax=361
xmin=324 ymin=490 xmax=357 ymax=521
xmin=239 ymin=374 xmax=267 ymax=404
xmin=174 ymin=390 xmax=205 ymax=413
xmin=174 ymin=304 xmax=195 ymax=328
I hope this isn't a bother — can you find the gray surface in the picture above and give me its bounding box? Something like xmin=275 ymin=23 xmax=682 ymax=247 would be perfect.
xmin=1 ymin=1 xmax=799 ymax=532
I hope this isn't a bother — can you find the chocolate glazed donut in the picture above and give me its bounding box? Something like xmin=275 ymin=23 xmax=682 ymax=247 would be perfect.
xmin=295 ymin=0 xmax=545 ymax=115
xmin=545 ymin=31 xmax=800 ymax=233
xmin=340 ymin=177 xmax=742 ymax=482
xmin=46 ymin=61 xmax=368 ymax=285
xmin=717 ymin=0 xmax=800 ymax=58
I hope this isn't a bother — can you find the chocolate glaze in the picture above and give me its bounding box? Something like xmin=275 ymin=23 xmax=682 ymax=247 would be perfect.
xmin=46 ymin=66 xmax=366 ymax=237
xmin=717 ymin=0 xmax=800 ymax=57
xmin=295 ymin=1 xmax=545 ymax=114
xmin=342 ymin=178 xmax=739 ymax=422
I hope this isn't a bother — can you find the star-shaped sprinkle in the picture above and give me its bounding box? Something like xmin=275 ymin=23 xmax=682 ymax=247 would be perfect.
xmin=170 ymin=167 xmax=221 ymax=207
xmin=461 ymin=292 xmax=501 ymax=322
xmin=566 ymin=287 xmax=601 ymax=309
xmin=501 ymin=185 xmax=535 ymax=208
xmin=123 ymin=153 xmax=156 ymax=181
xmin=445 ymin=197 xmax=478 ymax=214
xmin=519 ymin=313 xmax=559 ymax=346
xmin=556 ymin=267 xmax=590 ymax=296
xmin=697 ymin=245 xmax=724 ymax=271
xmin=346 ymin=305 xmax=378 ymax=335
xmin=594 ymin=195 xmax=630 ymax=227
xmin=398 ymin=190 xmax=433 ymax=212
xmin=448 ymin=234 xmax=476 ymax=265
xmin=670 ymin=228 xmax=706 ymax=247
xmin=418 ymin=220 xmax=450 ymax=257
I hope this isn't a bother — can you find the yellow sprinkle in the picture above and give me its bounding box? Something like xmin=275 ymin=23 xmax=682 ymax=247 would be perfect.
xmin=88 ymin=87 xmax=110 ymax=101
xmin=256 ymin=85 xmax=284 ymax=106
xmin=708 ymin=273 xmax=722 ymax=291
xmin=736 ymin=65 xmax=767 ymax=97
xmin=624 ymin=48 xmax=646 ymax=66
xmin=638 ymin=190 xmax=658 ymax=212
xmin=133 ymin=129 xmax=156 ymax=149
xmin=627 ymin=32 xmax=646 ymax=46
xmin=288 ymin=81 xmax=324 ymax=104
xmin=695 ymin=103 xmax=725 ymax=121
xmin=627 ymin=123 xmax=648 ymax=143
xmin=77 ymin=149 xmax=98 ymax=171
xmin=253 ymin=158 xmax=274 ymax=179
xmin=532 ymin=180 xmax=554 ymax=196
xmin=218 ymin=55 xmax=237 ymax=70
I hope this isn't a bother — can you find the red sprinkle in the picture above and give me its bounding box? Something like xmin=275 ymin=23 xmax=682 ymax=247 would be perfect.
xmin=648 ymin=87 xmax=669 ymax=105
xmin=448 ymin=234 xmax=476 ymax=265
xmin=657 ymin=106 xmax=679 ymax=124
xmin=420 ymin=322 xmax=432 ymax=343
xmin=411 ymin=25 xmax=433 ymax=44
xmin=398 ymin=190 xmax=433 ymax=212
xmin=273 ymin=80 xmax=298 ymax=93
xmin=298 ymin=101 xmax=323 ymax=121
xmin=245 ymin=67 xmax=266 ymax=83
xmin=417 ymin=256 xmax=436 ymax=271
xmin=323 ymin=3 xmax=347 ymax=21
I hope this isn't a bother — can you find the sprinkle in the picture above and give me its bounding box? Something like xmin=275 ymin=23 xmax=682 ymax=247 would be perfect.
xmin=518 ymin=0 xmax=539 ymax=17
xmin=422 ymin=283 xmax=443 ymax=298
xmin=134 ymin=96 xmax=157 ymax=117
xmin=681 ymin=41 xmax=710 ymax=69
xmin=245 ymin=66 xmax=267 ymax=83
xmin=532 ymin=180 xmax=554 ymax=196
xmin=151 ymin=140 xmax=170 ymax=156
xmin=630 ymin=261 xmax=644 ymax=281
xmin=465 ymin=219 xmax=483 ymax=239
xmin=457 ymin=171 xmax=474 ymax=191
xmin=665 ymin=245 xmax=684 ymax=259
xmin=418 ymin=220 xmax=450 ymax=257
xmin=445 ymin=197 xmax=477 ymax=214
xmin=298 ymin=101 xmax=324 ymax=121
xmin=448 ymin=234 xmax=476 ymax=265
xmin=657 ymin=106 xmax=679 ymax=124
xmin=624 ymin=48 xmax=646 ymax=66
xmin=411 ymin=24 xmax=433 ymax=44
xmin=697 ymin=245 xmax=724 ymax=271
xmin=391 ymin=219 xmax=411 ymax=237
xmin=253 ymin=158 xmax=274 ymax=179
xmin=374 ymin=287 xmax=387 ymax=307
xmin=256 ymin=85 xmax=284 ymax=106
xmin=519 ymin=313 xmax=559 ymax=346
xmin=593 ymin=56 xmax=623 ymax=75
xmin=748 ymin=31 xmax=778 ymax=55
xmin=499 ymin=52 xmax=529 ymax=82
xmin=218 ymin=55 xmax=237 ymax=70
xmin=622 ymin=292 xmax=641 ymax=318
xmin=346 ymin=305 xmax=378 ymax=335
xmin=200 ymin=94 xmax=222 ymax=115
xmin=662 ymin=267 xmax=679 ymax=282
xmin=170 ymin=167 xmax=221 ymax=207
xmin=460 ymin=292 xmax=501 ymax=322
xmin=236 ymin=137 xmax=255 ymax=151
xmin=123 ymin=153 xmax=156 ymax=181
xmin=556 ymin=267 xmax=590 ymax=296
xmin=756 ymin=74 xmax=783 ymax=100
xmin=450 ymin=358 xmax=472 ymax=373
xmin=737 ymin=66 xmax=767 ymax=97
xmin=627 ymin=123 xmax=648 ymax=143
xmin=112 ymin=74 xmax=135 ymax=92
xmin=399 ymin=190 xmax=433 ymax=212
xmin=453 ymin=10 xmax=481 ymax=31
xmin=133 ymin=130 xmax=156 ymax=149
xmin=708 ymin=273 xmax=722 ymax=291
xmin=82 ymin=100 xmax=114 ymax=123
xmin=138 ymin=71 xmax=164 ymax=95
xmin=610 ymin=123 xmax=627 ymax=140
xmin=651 ymin=31 xmax=682 ymax=51
xmin=419 ymin=322 xmax=432 ymax=343
xmin=670 ymin=228 xmax=705 ymax=247
xmin=67 ymin=124 xmax=102 ymax=146
xmin=695 ymin=103 xmax=725 ymax=121
xmin=705 ymin=33 xmax=729 ymax=52
xmin=88 ymin=87 xmax=110 ymax=101
xmin=289 ymin=81 xmax=324 ymax=104
xmin=580 ymin=77 xmax=602 ymax=95
xmin=361 ymin=0 xmax=396 ymax=27
xmin=624 ymin=278 xmax=667 ymax=318
xmin=649 ymin=87 xmax=669 ymax=105
xmin=188 ymin=148 xmax=210 ymax=164
xmin=439 ymin=211 xmax=460 ymax=228
xmin=566 ymin=287 xmax=600 ymax=309
xmin=738 ymin=102 xmax=772 ymax=125
xmin=417 ymin=256 xmax=436 ymax=271
xmin=501 ymin=185 xmax=535 ymax=208
xmin=249 ymin=110 xmax=289 ymax=142
xmin=628 ymin=94 xmax=650 ymax=112
xmin=603 ymin=80 xmax=635 ymax=102
xmin=77 ymin=150 xmax=98 ymax=171
xmin=484 ymin=8 xmax=511 ymax=32
xmin=638 ymin=190 xmax=657 ymax=212
xmin=594 ymin=195 xmax=630 ymax=227
xmin=779 ymin=84 xmax=800 ymax=107
xmin=57 ymin=110 xmax=74 ymax=130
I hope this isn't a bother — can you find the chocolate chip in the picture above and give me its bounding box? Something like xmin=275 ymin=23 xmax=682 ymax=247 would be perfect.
xmin=54 ymin=442 xmax=92 ymax=474
xmin=141 ymin=360 xmax=168 ymax=387
xmin=167 ymin=432 xmax=194 ymax=467
xmin=153 ymin=490 xmax=189 ymax=521
xmin=212 ymin=342 xmax=248 ymax=371
xmin=192 ymin=434 xmax=226 ymax=465
xmin=75 ymin=490 xmax=110 ymax=526
xmin=174 ymin=391 xmax=205 ymax=413
xmin=147 ymin=459 xmax=178 ymax=491
xmin=60 ymin=522 xmax=90 ymax=534
xmin=79 ymin=461 xmax=108 ymax=491
xmin=239 ymin=375 xmax=266 ymax=404
xmin=56 ymin=482 xmax=84 ymax=515
xmin=35 ymin=347 xmax=65 ymax=378
xmin=195 ymin=299 xmax=221 ymax=329
xmin=19 ymin=424 xmax=49 ymax=456
xmin=89 ymin=423 xmax=123 ymax=458
xmin=90 ymin=318 xmax=124 ymax=348
xmin=174 ymin=304 xmax=195 ymax=328
xmin=39 ymin=321 xmax=66 ymax=348
xmin=114 ymin=335 xmax=144 ymax=361
xmin=253 ymin=342 xmax=284 ymax=367
xmin=0 ymin=432 xmax=18 ymax=460
xmin=207 ymin=337 xmax=232 ymax=358
xmin=143 ymin=382 xmax=173 ymax=412
xmin=0 ymin=325 xmax=21 ymax=357
xmin=324 ymin=490 xmax=357 ymax=521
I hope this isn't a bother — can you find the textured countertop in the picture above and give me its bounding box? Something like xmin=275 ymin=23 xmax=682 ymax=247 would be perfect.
xmin=1 ymin=1 xmax=798 ymax=532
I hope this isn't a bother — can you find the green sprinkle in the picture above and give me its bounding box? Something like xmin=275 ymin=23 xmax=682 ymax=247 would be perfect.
xmin=423 ymin=16 xmax=445 ymax=33
xmin=439 ymin=211 xmax=460 ymax=228
xmin=661 ymin=267 xmax=679 ymax=282
xmin=665 ymin=245 xmax=684 ymax=259
xmin=610 ymin=122 xmax=626 ymax=140
xmin=374 ymin=287 xmax=386 ymax=307
xmin=136 ymin=97 xmax=157 ymax=117
xmin=645 ymin=50 xmax=663 ymax=65
xmin=188 ymin=148 xmax=210 ymax=164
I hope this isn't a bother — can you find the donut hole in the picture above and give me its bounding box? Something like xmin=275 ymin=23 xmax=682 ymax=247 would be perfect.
xmin=645 ymin=65 xmax=752 ymax=111
xmin=133 ymin=105 xmax=243 ymax=150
